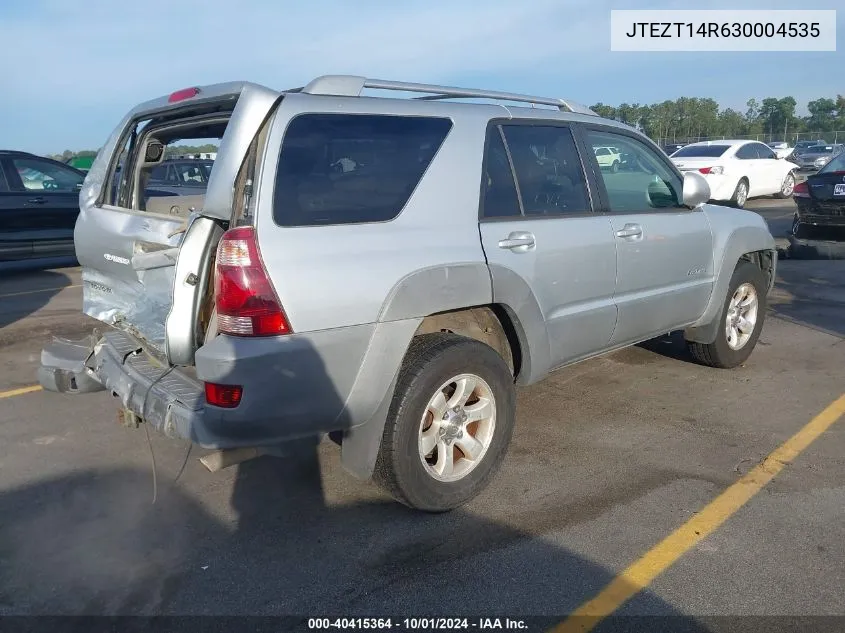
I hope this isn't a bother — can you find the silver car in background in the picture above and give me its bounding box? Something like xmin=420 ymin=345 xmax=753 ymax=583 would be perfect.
xmin=793 ymin=144 xmax=844 ymax=172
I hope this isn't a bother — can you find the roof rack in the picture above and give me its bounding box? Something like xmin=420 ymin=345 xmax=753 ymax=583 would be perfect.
xmin=299 ymin=75 xmax=597 ymax=116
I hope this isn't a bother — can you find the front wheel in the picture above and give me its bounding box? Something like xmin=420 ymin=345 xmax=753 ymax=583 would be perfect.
xmin=687 ymin=261 xmax=767 ymax=369
xmin=374 ymin=333 xmax=516 ymax=512
xmin=610 ymin=160 xmax=619 ymax=173
xmin=731 ymin=179 xmax=749 ymax=209
xmin=775 ymin=172 xmax=796 ymax=199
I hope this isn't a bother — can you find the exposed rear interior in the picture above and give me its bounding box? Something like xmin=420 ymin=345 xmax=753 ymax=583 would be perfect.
xmin=108 ymin=117 xmax=228 ymax=219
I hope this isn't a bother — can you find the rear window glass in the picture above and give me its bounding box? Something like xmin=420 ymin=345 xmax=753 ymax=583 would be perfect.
xmin=272 ymin=114 xmax=452 ymax=227
xmin=670 ymin=145 xmax=731 ymax=158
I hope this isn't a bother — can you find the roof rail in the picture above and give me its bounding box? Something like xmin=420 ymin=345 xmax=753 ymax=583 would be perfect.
xmin=299 ymin=75 xmax=597 ymax=116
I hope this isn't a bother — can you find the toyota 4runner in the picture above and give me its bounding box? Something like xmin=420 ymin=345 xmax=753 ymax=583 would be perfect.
xmin=37 ymin=75 xmax=776 ymax=511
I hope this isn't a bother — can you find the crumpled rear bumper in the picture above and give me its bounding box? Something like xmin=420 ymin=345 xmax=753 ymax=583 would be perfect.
xmin=35 ymin=320 xmax=408 ymax=452
xmin=37 ymin=335 xmax=107 ymax=395
xmin=38 ymin=331 xmax=206 ymax=443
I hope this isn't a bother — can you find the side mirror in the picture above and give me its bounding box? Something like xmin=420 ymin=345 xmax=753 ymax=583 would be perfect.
xmin=682 ymin=171 xmax=710 ymax=207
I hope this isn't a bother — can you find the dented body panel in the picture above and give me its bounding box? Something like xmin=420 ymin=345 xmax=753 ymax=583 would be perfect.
xmin=74 ymin=82 xmax=282 ymax=358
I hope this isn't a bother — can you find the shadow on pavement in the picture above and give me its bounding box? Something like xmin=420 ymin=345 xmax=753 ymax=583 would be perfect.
xmin=0 ymin=269 xmax=75 ymax=331
xmin=0 ymin=458 xmax=711 ymax=631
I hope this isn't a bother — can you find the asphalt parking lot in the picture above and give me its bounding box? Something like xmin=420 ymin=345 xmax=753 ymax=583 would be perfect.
xmin=1 ymin=198 xmax=844 ymax=630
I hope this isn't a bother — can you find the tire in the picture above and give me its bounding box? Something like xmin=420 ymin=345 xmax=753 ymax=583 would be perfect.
xmin=775 ymin=171 xmax=796 ymax=199
xmin=730 ymin=179 xmax=749 ymax=209
xmin=374 ymin=333 xmax=516 ymax=512
xmin=610 ymin=160 xmax=619 ymax=173
xmin=687 ymin=261 xmax=767 ymax=369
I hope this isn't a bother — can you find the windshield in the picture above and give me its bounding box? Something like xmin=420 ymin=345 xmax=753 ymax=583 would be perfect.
xmin=671 ymin=145 xmax=731 ymax=158
xmin=819 ymin=152 xmax=845 ymax=173
xmin=807 ymin=145 xmax=836 ymax=154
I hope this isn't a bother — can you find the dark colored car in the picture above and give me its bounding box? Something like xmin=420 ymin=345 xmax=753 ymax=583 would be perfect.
xmin=792 ymin=150 xmax=845 ymax=237
xmin=792 ymin=144 xmax=844 ymax=172
xmin=789 ymin=139 xmax=828 ymax=160
xmin=145 ymin=158 xmax=214 ymax=196
xmin=0 ymin=150 xmax=85 ymax=269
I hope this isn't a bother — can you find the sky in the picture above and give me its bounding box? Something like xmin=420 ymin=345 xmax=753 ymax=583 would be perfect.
xmin=0 ymin=0 xmax=841 ymax=154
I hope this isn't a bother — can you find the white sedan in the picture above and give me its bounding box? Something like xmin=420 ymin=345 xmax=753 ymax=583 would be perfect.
xmin=669 ymin=140 xmax=797 ymax=208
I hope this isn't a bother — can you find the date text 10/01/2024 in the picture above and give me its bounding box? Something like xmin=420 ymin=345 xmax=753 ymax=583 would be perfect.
xmin=625 ymin=21 xmax=821 ymax=38
xmin=308 ymin=618 xmax=529 ymax=630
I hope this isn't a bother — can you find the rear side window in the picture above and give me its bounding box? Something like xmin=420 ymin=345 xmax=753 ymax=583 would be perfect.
xmin=671 ymin=145 xmax=730 ymax=158
xmin=273 ymin=114 xmax=452 ymax=227
xmin=735 ymin=144 xmax=758 ymax=160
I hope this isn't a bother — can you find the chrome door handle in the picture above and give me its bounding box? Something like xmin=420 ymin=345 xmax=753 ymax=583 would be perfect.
xmin=615 ymin=223 xmax=642 ymax=239
xmin=498 ymin=231 xmax=535 ymax=252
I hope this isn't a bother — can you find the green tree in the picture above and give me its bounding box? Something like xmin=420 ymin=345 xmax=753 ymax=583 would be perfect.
xmin=590 ymin=103 xmax=617 ymax=120
xmin=717 ymin=108 xmax=749 ymax=137
xmin=806 ymin=97 xmax=837 ymax=132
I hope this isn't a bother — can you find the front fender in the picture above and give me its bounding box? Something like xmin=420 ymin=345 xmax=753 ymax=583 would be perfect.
xmin=685 ymin=206 xmax=775 ymax=344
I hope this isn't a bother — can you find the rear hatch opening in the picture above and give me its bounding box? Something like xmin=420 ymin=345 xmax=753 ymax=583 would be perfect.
xmin=73 ymin=83 xmax=282 ymax=367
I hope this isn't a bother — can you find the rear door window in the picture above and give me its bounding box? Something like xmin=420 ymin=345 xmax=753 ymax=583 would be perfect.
xmin=500 ymin=125 xmax=590 ymax=216
xmin=272 ymin=114 xmax=452 ymax=227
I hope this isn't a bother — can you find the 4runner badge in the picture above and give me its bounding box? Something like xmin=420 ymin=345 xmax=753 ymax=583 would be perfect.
xmin=104 ymin=253 xmax=130 ymax=265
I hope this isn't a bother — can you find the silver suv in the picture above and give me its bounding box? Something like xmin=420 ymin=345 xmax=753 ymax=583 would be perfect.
xmin=38 ymin=75 xmax=776 ymax=511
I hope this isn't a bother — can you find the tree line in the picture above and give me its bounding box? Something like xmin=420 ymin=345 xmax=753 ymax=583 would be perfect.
xmin=47 ymin=144 xmax=219 ymax=163
xmin=589 ymin=95 xmax=845 ymax=143
xmin=46 ymin=95 xmax=845 ymax=161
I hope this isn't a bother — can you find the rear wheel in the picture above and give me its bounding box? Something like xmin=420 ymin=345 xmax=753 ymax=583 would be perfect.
xmin=687 ymin=261 xmax=767 ymax=369
xmin=775 ymin=172 xmax=795 ymax=199
xmin=731 ymin=179 xmax=749 ymax=209
xmin=610 ymin=160 xmax=619 ymax=173
xmin=374 ymin=333 xmax=516 ymax=512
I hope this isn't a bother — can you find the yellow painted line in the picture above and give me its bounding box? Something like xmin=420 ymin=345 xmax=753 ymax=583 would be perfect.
xmin=0 ymin=385 xmax=43 ymax=399
xmin=0 ymin=284 xmax=81 ymax=299
xmin=553 ymin=393 xmax=845 ymax=633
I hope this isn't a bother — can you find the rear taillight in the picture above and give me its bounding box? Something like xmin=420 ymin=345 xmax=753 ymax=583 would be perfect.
xmin=698 ymin=166 xmax=723 ymax=175
xmin=792 ymin=182 xmax=810 ymax=198
xmin=214 ymin=226 xmax=291 ymax=336
xmin=205 ymin=383 xmax=243 ymax=408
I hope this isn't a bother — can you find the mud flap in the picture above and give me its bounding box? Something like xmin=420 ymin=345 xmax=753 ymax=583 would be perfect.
xmin=37 ymin=334 xmax=106 ymax=394
xmin=339 ymin=373 xmax=398 ymax=480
